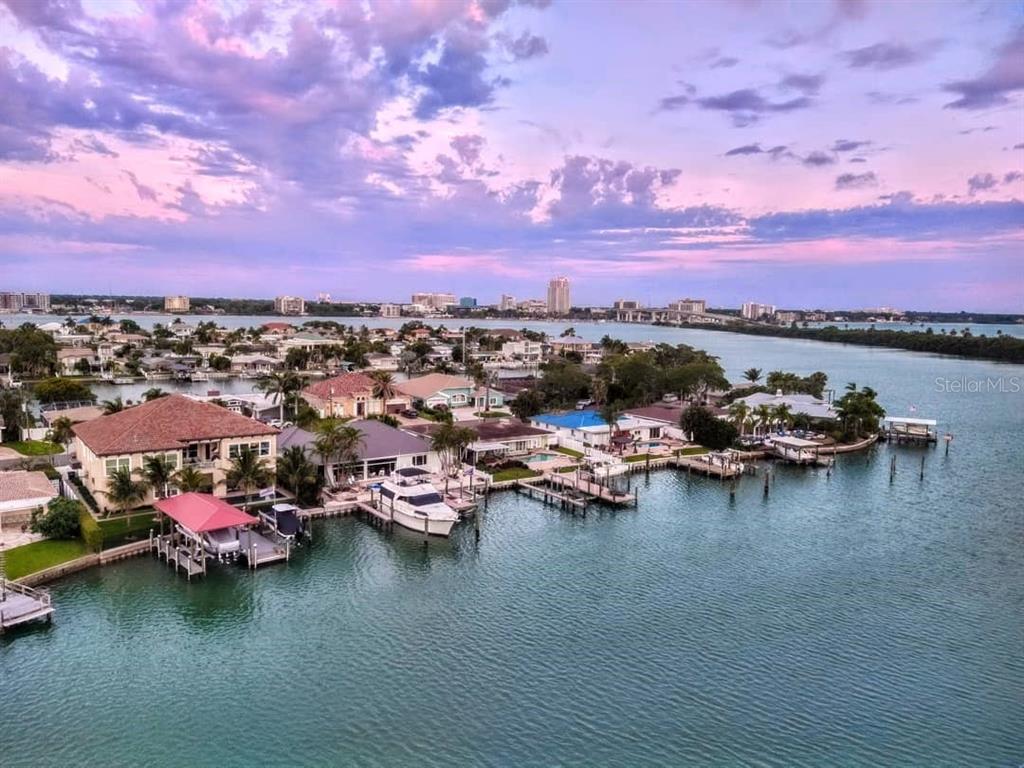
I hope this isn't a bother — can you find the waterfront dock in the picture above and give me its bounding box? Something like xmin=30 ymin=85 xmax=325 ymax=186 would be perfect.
xmin=0 ymin=579 xmax=54 ymax=633
xmin=675 ymin=454 xmax=744 ymax=479
xmin=546 ymin=472 xmax=636 ymax=506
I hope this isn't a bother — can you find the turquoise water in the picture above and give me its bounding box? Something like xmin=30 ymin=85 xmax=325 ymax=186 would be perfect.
xmin=3 ymin=330 xmax=1022 ymax=766
xmin=522 ymin=452 xmax=561 ymax=463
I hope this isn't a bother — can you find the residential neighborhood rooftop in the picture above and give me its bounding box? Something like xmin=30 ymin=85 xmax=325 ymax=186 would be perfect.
xmin=0 ymin=470 xmax=57 ymax=505
xmin=73 ymin=394 xmax=278 ymax=456
xmin=303 ymin=372 xmax=376 ymax=399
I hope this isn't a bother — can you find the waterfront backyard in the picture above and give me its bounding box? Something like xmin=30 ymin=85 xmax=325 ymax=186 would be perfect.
xmin=1 ymin=331 xmax=1022 ymax=767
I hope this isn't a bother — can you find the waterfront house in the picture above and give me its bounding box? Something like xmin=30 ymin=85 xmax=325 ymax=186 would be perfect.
xmin=229 ymin=354 xmax=284 ymax=375
xmin=364 ymin=352 xmax=400 ymax=371
xmin=0 ymin=470 xmax=58 ymax=532
xmin=72 ymin=394 xmax=278 ymax=512
xmin=734 ymin=391 xmax=837 ymax=421
xmin=302 ymin=372 xmax=409 ymax=419
xmin=57 ymin=347 xmax=100 ymax=374
xmin=405 ymin=419 xmax=553 ymax=460
xmin=530 ymin=410 xmax=665 ymax=451
xmin=278 ymin=419 xmax=439 ymax=480
xmin=394 ymin=373 xmax=505 ymax=410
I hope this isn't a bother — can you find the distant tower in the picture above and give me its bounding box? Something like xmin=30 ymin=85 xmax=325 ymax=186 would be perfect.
xmin=547 ymin=276 xmax=571 ymax=315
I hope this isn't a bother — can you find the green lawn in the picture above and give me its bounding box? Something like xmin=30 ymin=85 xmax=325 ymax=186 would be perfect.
xmin=474 ymin=410 xmax=511 ymax=418
xmin=553 ymin=446 xmax=584 ymax=459
xmin=2 ymin=539 xmax=89 ymax=580
xmin=491 ymin=467 xmax=541 ymax=482
xmin=3 ymin=440 xmax=63 ymax=456
xmin=553 ymin=465 xmax=579 ymax=474
xmin=624 ymin=453 xmax=653 ymax=463
xmin=676 ymin=446 xmax=710 ymax=456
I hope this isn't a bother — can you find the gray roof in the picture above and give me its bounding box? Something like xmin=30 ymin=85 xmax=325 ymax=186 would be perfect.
xmin=278 ymin=420 xmax=431 ymax=465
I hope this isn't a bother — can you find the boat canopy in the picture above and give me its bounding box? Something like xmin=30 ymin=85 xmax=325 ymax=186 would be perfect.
xmin=154 ymin=493 xmax=259 ymax=533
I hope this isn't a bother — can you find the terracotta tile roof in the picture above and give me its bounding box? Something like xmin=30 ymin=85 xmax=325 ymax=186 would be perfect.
xmin=0 ymin=470 xmax=58 ymax=504
xmin=302 ymin=372 xmax=376 ymax=400
xmin=73 ymin=394 xmax=277 ymax=456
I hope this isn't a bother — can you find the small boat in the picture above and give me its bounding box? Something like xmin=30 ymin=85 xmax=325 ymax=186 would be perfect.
xmin=202 ymin=527 xmax=240 ymax=559
xmin=377 ymin=468 xmax=459 ymax=537
xmin=113 ymin=377 xmax=134 ymax=385
xmin=190 ymin=371 xmax=210 ymax=382
xmin=584 ymin=456 xmax=629 ymax=477
xmin=259 ymin=503 xmax=303 ymax=542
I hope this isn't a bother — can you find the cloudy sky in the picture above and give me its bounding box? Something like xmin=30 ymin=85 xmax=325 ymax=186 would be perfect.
xmin=1 ymin=0 xmax=1022 ymax=311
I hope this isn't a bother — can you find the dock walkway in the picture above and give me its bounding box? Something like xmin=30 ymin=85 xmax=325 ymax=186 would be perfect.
xmin=546 ymin=472 xmax=636 ymax=506
xmin=0 ymin=579 xmax=54 ymax=633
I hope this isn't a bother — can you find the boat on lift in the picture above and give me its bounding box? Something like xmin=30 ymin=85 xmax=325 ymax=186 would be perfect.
xmin=377 ymin=467 xmax=459 ymax=537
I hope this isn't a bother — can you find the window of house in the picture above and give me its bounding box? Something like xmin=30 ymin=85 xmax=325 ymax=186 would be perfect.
xmin=229 ymin=441 xmax=271 ymax=459
xmin=412 ymin=454 xmax=427 ymax=466
xmin=105 ymin=457 xmax=131 ymax=476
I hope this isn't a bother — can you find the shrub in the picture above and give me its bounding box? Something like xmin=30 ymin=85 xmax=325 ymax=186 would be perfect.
xmin=680 ymin=405 xmax=739 ymax=451
xmin=68 ymin=473 xmax=101 ymax=514
xmin=79 ymin=505 xmax=103 ymax=552
xmin=30 ymin=497 xmax=83 ymax=540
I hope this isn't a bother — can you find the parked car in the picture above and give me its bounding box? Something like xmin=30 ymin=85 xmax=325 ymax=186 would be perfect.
xmin=400 ymin=409 xmax=419 ymax=418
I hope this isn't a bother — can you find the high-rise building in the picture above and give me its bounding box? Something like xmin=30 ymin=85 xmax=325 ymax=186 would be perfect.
xmin=316 ymin=292 xmax=332 ymax=303
xmin=164 ymin=295 xmax=190 ymax=313
xmin=499 ymin=294 xmax=517 ymax=311
xmin=547 ymin=276 xmax=571 ymax=315
xmin=669 ymin=298 xmax=706 ymax=314
xmin=379 ymin=303 xmax=401 ymax=318
xmin=274 ymin=295 xmax=306 ymax=315
xmin=410 ymin=292 xmax=457 ymax=311
xmin=459 ymin=297 xmax=477 ymax=308
xmin=613 ymin=299 xmax=641 ymax=310
xmin=0 ymin=292 xmax=51 ymax=312
xmin=741 ymin=301 xmax=776 ymax=320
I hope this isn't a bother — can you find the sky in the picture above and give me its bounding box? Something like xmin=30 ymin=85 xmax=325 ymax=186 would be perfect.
xmin=0 ymin=0 xmax=1022 ymax=312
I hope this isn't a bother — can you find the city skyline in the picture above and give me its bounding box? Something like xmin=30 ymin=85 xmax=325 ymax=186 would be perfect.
xmin=0 ymin=1 xmax=1022 ymax=311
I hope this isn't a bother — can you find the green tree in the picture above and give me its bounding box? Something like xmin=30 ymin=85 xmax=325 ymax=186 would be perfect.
xmin=101 ymin=397 xmax=126 ymax=414
xmin=225 ymin=447 xmax=273 ymax=507
xmin=276 ymin=445 xmax=320 ymax=505
xmin=141 ymin=455 xmax=177 ymax=499
xmin=680 ymin=405 xmax=738 ymax=451
xmin=509 ymin=388 xmax=545 ymax=421
xmin=314 ymin=423 xmax=364 ymax=486
xmin=743 ymin=367 xmax=762 ymax=384
xmin=834 ymin=385 xmax=886 ymax=441
xmin=256 ymin=370 xmax=305 ymax=421
xmin=369 ymin=370 xmax=397 ymax=405
xmin=431 ymin=422 xmax=476 ymax=474
xmin=142 ymin=387 xmax=167 ymax=401
xmin=47 ymin=415 xmax=75 ymax=451
xmin=0 ymin=387 xmax=31 ymax=441
xmin=728 ymin=401 xmax=751 ymax=435
xmin=33 ymin=377 xmax=96 ymax=405
xmin=172 ymin=465 xmax=213 ymax=493
xmin=30 ymin=498 xmax=83 ymax=539
xmin=102 ymin=465 xmax=150 ymax=519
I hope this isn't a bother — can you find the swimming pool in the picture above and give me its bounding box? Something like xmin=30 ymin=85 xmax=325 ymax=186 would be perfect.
xmin=522 ymin=452 xmax=561 ymax=463
xmin=533 ymin=410 xmax=606 ymax=429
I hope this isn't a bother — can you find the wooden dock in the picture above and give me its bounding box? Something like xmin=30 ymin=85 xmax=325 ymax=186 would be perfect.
xmin=152 ymin=533 xmax=206 ymax=578
xmin=546 ymin=472 xmax=636 ymax=506
xmin=0 ymin=579 xmax=54 ymax=633
xmin=675 ymin=455 xmax=744 ymax=479
xmin=238 ymin=530 xmax=290 ymax=568
xmin=515 ymin=479 xmax=587 ymax=512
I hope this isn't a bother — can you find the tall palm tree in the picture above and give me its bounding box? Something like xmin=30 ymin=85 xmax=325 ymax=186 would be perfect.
xmin=256 ymin=370 xmax=304 ymax=421
xmin=276 ymin=445 xmax=319 ymax=505
xmin=728 ymin=401 xmax=751 ymax=435
xmin=225 ymin=447 xmax=273 ymax=507
xmin=743 ymin=367 xmax=762 ymax=384
xmin=431 ymin=422 xmax=476 ymax=475
xmin=369 ymin=371 xmax=397 ymax=412
xmin=141 ymin=387 xmax=167 ymax=402
xmin=102 ymin=466 xmax=149 ymax=520
xmin=314 ymin=422 xmax=364 ymax=486
xmin=48 ymin=415 xmax=75 ymax=452
xmin=141 ymin=455 xmax=177 ymax=499
xmin=101 ymin=397 xmax=125 ymax=414
xmin=173 ymin=465 xmax=212 ymax=493
xmin=772 ymin=404 xmax=793 ymax=430
xmin=753 ymin=404 xmax=774 ymax=436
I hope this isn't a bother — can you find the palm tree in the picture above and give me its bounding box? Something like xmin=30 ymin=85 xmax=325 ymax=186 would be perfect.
xmin=772 ymin=404 xmax=793 ymax=430
xmin=141 ymin=387 xmax=167 ymax=402
xmin=102 ymin=465 xmax=149 ymax=520
xmin=743 ymin=367 xmax=762 ymax=384
xmin=753 ymin=404 xmax=774 ymax=436
xmin=431 ymin=422 xmax=476 ymax=475
xmin=101 ymin=397 xmax=125 ymax=414
xmin=369 ymin=371 xmax=397 ymax=412
xmin=314 ymin=422 xmax=364 ymax=487
xmin=141 ymin=455 xmax=177 ymax=500
xmin=48 ymin=415 xmax=75 ymax=452
xmin=276 ymin=445 xmax=319 ymax=505
xmin=728 ymin=401 xmax=751 ymax=435
xmin=172 ymin=465 xmax=212 ymax=493
xmin=225 ymin=447 xmax=273 ymax=507
xmin=256 ymin=370 xmax=304 ymax=421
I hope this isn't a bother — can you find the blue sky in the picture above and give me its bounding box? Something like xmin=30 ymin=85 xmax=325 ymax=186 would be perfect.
xmin=0 ymin=0 xmax=1022 ymax=310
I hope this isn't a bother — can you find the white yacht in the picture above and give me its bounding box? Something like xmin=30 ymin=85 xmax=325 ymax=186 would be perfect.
xmin=376 ymin=468 xmax=460 ymax=537
xmin=584 ymin=455 xmax=629 ymax=478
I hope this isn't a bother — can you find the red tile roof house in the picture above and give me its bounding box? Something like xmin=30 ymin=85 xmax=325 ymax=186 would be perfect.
xmin=301 ymin=372 xmax=410 ymax=419
xmin=72 ymin=395 xmax=279 ymax=512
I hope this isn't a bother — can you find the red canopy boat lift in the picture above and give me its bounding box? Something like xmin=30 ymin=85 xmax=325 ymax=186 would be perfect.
xmin=150 ymin=493 xmax=290 ymax=578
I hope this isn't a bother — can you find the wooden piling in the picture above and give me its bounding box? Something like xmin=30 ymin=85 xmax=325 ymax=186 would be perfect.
xmin=920 ymin=455 xmax=925 ymax=481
